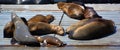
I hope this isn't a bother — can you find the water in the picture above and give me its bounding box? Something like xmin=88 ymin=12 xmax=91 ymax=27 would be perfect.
xmin=0 ymin=10 xmax=120 ymax=50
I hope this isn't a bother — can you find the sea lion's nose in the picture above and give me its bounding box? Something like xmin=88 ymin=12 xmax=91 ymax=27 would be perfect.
xmin=11 ymin=12 xmax=17 ymax=19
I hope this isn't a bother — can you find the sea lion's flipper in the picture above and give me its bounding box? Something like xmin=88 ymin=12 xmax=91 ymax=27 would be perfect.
xmin=11 ymin=38 xmax=18 ymax=45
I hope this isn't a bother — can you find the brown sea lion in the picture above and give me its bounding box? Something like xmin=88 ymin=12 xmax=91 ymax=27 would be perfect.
xmin=66 ymin=18 xmax=116 ymax=40
xmin=4 ymin=21 xmax=65 ymax=38
xmin=28 ymin=14 xmax=55 ymax=24
xmin=57 ymin=2 xmax=85 ymax=20
xmin=3 ymin=17 xmax=27 ymax=38
xmin=57 ymin=2 xmax=101 ymax=20
xmin=28 ymin=22 xmax=65 ymax=36
xmin=35 ymin=36 xmax=66 ymax=47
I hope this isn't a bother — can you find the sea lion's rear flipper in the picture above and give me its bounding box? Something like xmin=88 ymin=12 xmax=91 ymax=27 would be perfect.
xmin=11 ymin=38 xmax=18 ymax=45
xmin=11 ymin=12 xmax=39 ymax=46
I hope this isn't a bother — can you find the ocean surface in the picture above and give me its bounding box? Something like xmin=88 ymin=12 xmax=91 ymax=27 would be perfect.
xmin=0 ymin=10 xmax=120 ymax=50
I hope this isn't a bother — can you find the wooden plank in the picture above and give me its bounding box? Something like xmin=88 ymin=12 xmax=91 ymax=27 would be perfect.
xmin=0 ymin=45 xmax=120 ymax=47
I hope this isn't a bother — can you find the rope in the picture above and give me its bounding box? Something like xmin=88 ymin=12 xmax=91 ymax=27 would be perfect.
xmin=59 ymin=13 xmax=64 ymax=26
xmin=54 ymin=13 xmax=64 ymax=37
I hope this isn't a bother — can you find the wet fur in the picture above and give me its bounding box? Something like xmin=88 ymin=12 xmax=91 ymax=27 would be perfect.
xmin=36 ymin=36 xmax=66 ymax=47
xmin=57 ymin=2 xmax=102 ymax=20
xmin=66 ymin=18 xmax=116 ymax=40
xmin=28 ymin=22 xmax=65 ymax=36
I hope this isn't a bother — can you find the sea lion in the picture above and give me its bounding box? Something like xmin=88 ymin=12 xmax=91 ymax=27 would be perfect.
xmin=35 ymin=36 xmax=66 ymax=47
xmin=57 ymin=2 xmax=85 ymax=20
xmin=28 ymin=22 xmax=65 ymax=36
xmin=4 ymin=20 xmax=64 ymax=38
xmin=57 ymin=2 xmax=101 ymax=20
xmin=66 ymin=18 xmax=116 ymax=40
xmin=11 ymin=13 xmax=66 ymax=47
xmin=28 ymin=14 xmax=55 ymax=24
xmin=3 ymin=17 xmax=27 ymax=38
xmin=11 ymin=12 xmax=40 ymax=46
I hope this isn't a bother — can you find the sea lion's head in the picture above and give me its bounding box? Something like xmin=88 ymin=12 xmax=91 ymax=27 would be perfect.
xmin=46 ymin=14 xmax=55 ymax=23
xmin=57 ymin=2 xmax=85 ymax=20
xmin=51 ymin=25 xmax=66 ymax=36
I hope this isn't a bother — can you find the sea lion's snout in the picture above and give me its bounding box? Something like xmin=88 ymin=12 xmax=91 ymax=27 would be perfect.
xmin=11 ymin=12 xmax=17 ymax=20
xmin=55 ymin=39 xmax=67 ymax=47
xmin=55 ymin=26 xmax=66 ymax=36
xmin=11 ymin=12 xmax=20 ymax=23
